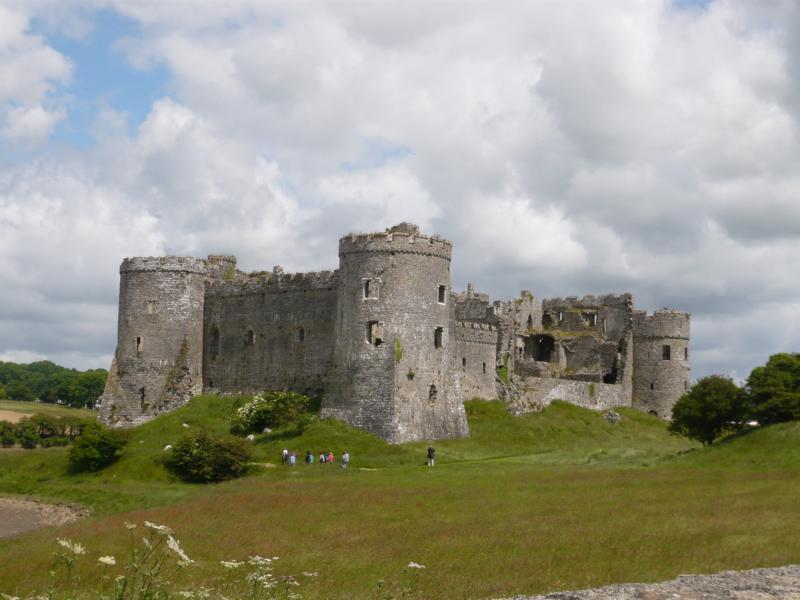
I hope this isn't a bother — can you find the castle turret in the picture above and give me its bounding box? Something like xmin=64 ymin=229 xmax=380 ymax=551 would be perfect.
xmin=632 ymin=309 xmax=690 ymax=418
xmin=99 ymin=257 xmax=208 ymax=427
xmin=321 ymin=223 xmax=469 ymax=443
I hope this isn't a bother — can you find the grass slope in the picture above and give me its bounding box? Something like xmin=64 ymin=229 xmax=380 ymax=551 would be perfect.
xmin=1 ymin=397 xmax=799 ymax=598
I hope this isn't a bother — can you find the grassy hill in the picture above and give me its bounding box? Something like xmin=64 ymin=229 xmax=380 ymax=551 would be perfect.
xmin=0 ymin=399 xmax=97 ymax=420
xmin=1 ymin=397 xmax=799 ymax=599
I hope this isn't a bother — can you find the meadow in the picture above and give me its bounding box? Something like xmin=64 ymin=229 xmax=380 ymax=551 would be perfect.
xmin=1 ymin=397 xmax=799 ymax=598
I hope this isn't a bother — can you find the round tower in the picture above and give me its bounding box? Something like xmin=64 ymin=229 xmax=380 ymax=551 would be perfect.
xmin=632 ymin=309 xmax=691 ymax=418
xmin=99 ymin=257 xmax=207 ymax=427
xmin=321 ymin=223 xmax=469 ymax=443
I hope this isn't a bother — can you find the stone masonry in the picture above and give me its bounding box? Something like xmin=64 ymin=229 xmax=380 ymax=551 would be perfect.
xmin=99 ymin=223 xmax=690 ymax=440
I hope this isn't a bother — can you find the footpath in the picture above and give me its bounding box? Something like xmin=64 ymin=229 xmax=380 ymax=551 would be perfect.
xmin=505 ymin=565 xmax=800 ymax=599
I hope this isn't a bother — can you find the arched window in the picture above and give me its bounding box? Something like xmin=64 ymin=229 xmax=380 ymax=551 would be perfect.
xmin=434 ymin=327 xmax=443 ymax=349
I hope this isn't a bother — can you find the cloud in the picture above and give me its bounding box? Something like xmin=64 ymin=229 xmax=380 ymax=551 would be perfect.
xmin=1 ymin=0 xmax=800 ymax=383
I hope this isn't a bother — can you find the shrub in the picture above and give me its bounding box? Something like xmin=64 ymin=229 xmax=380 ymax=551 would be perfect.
xmin=670 ymin=375 xmax=747 ymax=445
xmin=68 ymin=424 xmax=126 ymax=472
xmin=232 ymin=391 xmax=312 ymax=434
xmin=0 ymin=421 xmax=16 ymax=447
xmin=165 ymin=430 xmax=253 ymax=483
xmin=16 ymin=419 xmax=41 ymax=449
xmin=30 ymin=413 xmax=64 ymax=438
xmin=40 ymin=436 xmax=70 ymax=447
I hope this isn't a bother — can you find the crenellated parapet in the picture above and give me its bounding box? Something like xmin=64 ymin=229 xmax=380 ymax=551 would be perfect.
xmin=632 ymin=309 xmax=690 ymax=340
xmin=120 ymin=256 xmax=207 ymax=275
xmin=455 ymin=320 xmax=497 ymax=345
xmin=339 ymin=224 xmax=452 ymax=261
xmin=206 ymin=270 xmax=339 ymax=297
xmin=542 ymin=293 xmax=633 ymax=310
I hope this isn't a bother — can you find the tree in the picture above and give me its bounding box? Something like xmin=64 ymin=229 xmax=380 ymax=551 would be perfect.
xmin=68 ymin=424 xmax=126 ymax=472
xmin=6 ymin=381 xmax=35 ymax=402
xmin=670 ymin=375 xmax=747 ymax=445
xmin=746 ymin=353 xmax=800 ymax=425
xmin=164 ymin=430 xmax=253 ymax=482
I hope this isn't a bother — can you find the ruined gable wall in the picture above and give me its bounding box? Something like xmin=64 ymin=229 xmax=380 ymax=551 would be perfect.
xmin=454 ymin=321 xmax=498 ymax=400
xmin=203 ymin=270 xmax=338 ymax=397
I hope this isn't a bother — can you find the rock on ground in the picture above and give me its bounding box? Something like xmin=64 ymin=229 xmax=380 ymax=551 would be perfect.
xmin=501 ymin=565 xmax=800 ymax=600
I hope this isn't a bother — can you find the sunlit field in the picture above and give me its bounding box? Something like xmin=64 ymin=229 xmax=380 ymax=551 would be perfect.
xmin=1 ymin=398 xmax=799 ymax=598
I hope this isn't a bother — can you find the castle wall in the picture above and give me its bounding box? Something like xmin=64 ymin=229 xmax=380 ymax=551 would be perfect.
xmin=632 ymin=310 xmax=690 ymax=418
xmin=99 ymin=257 xmax=207 ymax=427
xmin=203 ymin=271 xmax=338 ymax=397
xmin=454 ymin=321 xmax=498 ymax=400
xmin=322 ymin=225 xmax=469 ymax=443
xmin=509 ymin=376 xmax=631 ymax=414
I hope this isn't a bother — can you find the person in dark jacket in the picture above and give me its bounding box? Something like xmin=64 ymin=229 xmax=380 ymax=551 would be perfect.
xmin=427 ymin=446 xmax=435 ymax=467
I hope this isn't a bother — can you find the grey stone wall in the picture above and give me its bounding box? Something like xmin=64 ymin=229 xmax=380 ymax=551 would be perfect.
xmin=454 ymin=321 xmax=498 ymax=400
xmin=99 ymin=257 xmax=207 ymax=427
xmin=203 ymin=270 xmax=338 ymax=397
xmin=509 ymin=376 xmax=632 ymax=413
xmin=632 ymin=309 xmax=690 ymax=418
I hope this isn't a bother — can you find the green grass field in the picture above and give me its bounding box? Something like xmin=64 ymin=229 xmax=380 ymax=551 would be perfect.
xmin=0 ymin=399 xmax=96 ymax=420
xmin=1 ymin=397 xmax=799 ymax=598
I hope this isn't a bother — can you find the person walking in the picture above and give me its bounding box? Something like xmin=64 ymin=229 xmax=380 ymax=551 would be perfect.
xmin=319 ymin=451 xmax=326 ymax=464
xmin=328 ymin=450 xmax=335 ymax=464
xmin=289 ymin=452 xmax=296 ymax=467
xmin=341 ymin=450 xmax=350 ymax=469
xmin=282 ymin=448 xmax=289 ymax=465
xmin=427 ymin=446 xmax=435 ymax=467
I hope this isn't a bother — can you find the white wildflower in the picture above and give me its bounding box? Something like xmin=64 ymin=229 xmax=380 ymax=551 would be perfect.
xmin=248 ymin=555 xmax=273 ymax=566
xmin=182 ymin=423 xmax=189 ymax=428
xmin=176 ymin=593 xmax=194 ymax=599
xmin=407 ymin=562 xmax=426 ymax=569
xmin=163 ymin=444 xmax=173 ymax=451
xmin=144 ymin=521 xmax=172 ymax=534
xmin=302 ymin=571 xmax=319 ymax=577
xmin=2 ymin=594 xmax=21 ymax=600
xmin=167 ymin=534 xmax=194 ymax=565
xmin=142 ymin=537 xmax=152 ymax=548
xmin=98 ymin=555 xmax=116 ymax=566
xmin=124 ymin=522 xmax=137 ymax=530
xmin=57 ymin=538 xmax=86 ymax=555
xmin=220 ymin=560 xmax=244 ymax=569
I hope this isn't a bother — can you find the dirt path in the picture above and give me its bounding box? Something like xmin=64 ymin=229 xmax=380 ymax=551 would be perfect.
xmin=0 ymin=497 xmax=89 ymax=539
xmin=0 ymin=410 xmax=26 ymax=423
xmin=502 ymin=565 xmax=800 ymax=599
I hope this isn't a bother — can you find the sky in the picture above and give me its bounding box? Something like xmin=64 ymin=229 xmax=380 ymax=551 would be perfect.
xmin=0 ymin=0 xmax=799 ymax=382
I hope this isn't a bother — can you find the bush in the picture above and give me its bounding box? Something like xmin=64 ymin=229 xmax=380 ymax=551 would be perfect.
xmin=40 ymin=436 xmax=70 ymax=447
xmin=0 ymin=421 xmax=16 ymax=447
xmin=16 ymin=419 xmax=41 ymax=449
xmin=232 ymin=391 xmax=312 ymax=434
xmin=164 ymin=430 xmax=253 ymax=483
xmin=746 ymin=353 xmax=800 ymax=425
xmin=68 ymin=424 xmax=126 ymax=472
xmin=670 ymin=375 xmax=747 ymax=445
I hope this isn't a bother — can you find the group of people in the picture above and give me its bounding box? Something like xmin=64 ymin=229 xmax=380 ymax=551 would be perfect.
xmin=282 ymin=448 xmax=350 ymax=468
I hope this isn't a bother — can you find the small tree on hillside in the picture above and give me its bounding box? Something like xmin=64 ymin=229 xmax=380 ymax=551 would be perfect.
xmin=746 ymin=353 xmax=800 ymax=425
xmin=670 ymin=375 xmax=747 ymax=445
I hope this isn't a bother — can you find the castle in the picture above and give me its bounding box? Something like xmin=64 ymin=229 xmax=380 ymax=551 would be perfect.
xmin=99 ymin=223 xmax=690 ymax=443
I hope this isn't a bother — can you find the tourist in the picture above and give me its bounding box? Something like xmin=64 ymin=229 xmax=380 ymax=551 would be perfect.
xmin=427 ymin=446 xmax=435 ymax=467
xmin=327 ymin=450 xmax=335 ymax=463
xmin=305 ymin=450 xmax=313 ymax=465
xmin=319 ymin=452 xmax=326 ymax=464
xmin=342 ymin=450 xmax=350 ymax=468
xmin=282 ymin=448 xmax=288 ymax=465
xmin=289 ymin=452 xmax=296 ymax=467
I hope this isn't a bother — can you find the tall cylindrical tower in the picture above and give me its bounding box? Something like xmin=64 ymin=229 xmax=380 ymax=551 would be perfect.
xmin=321 ymin=223 xmax=469 ymax=443
xmin=99 ymin=257 xmax=207 ymax=427
xmin=632 ymin=309 xmax=691 ymax=418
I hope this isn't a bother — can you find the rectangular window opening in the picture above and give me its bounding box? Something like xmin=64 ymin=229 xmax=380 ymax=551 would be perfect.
xmin=367 ymin=321 xmax=383 ymax=346
xmin=462 ymin=357 xmax=466 ymax=370
xmin=684 ymin=347 xmax=688 ymax=360
xmin=662 ymin=345 xmax=671 ymax=360
xmin=650 ymin=382 xmax=654 ymax=390
xmin=363 ymin=279 xmax=371 ymax=299
xmin=438 ymin=285 xmax=446 ymax=304
xmin=136 ymin=336 xmax=143 ymax=353
xmin=482 ymin=362 xmax=486 ymax=374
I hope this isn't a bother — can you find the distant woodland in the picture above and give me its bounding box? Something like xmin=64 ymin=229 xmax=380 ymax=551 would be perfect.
xmin=0 ymin=361 xmax=107 ymax=408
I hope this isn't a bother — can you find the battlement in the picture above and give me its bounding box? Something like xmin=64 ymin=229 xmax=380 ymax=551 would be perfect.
xmin=120 ymin=256 xmax=207 ymax=275
xmin=457 ymin=320 xmax=495 ymax=332
xmin=632 ymin=309 xmax=690 ymax=339
xmin=542 ymin=293 xmax=633 ymax=310
xmin=207 ymin=269 xmax=339 ymax=297
xmin=339 ymin=223 xmax=452 ymax=261
xmin=455 ymin=320 xmax=497 ymax=346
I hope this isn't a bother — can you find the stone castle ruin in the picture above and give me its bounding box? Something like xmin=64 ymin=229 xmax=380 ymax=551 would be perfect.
xmin=99 ymin=223 xmax=690 ymax=443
